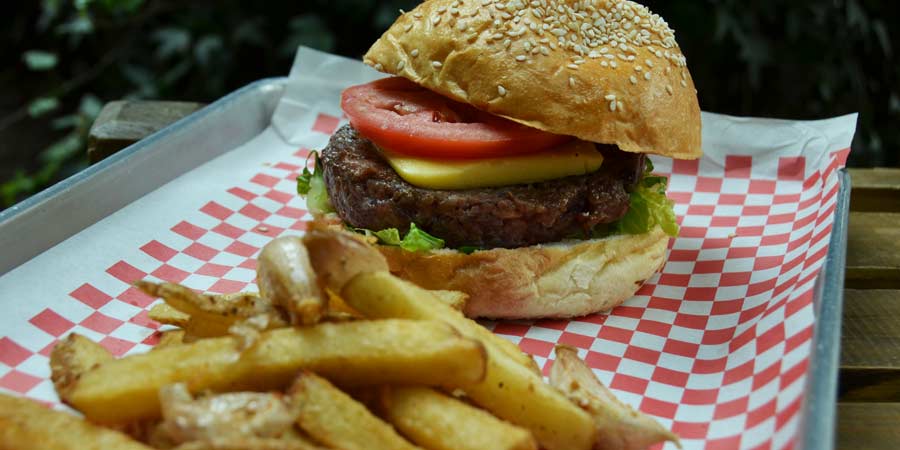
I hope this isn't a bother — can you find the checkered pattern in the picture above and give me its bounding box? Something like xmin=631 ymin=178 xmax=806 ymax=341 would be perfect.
xmin=0 ymin=105 xmax=851 ymax=449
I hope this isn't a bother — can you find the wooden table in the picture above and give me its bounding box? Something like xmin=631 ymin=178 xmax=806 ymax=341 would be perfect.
xmin=838 ymin=168 xmax=900 ymax=449
xmin=90 ymin=102 xmax=900 ymax=448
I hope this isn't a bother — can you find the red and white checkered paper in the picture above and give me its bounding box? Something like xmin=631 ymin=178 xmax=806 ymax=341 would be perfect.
xmin=0 ymin=48 xmax=856 ymax=450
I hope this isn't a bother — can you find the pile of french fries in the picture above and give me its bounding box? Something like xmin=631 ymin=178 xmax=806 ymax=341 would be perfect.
xmin=0 ymin=229 xmax=680 ymax=450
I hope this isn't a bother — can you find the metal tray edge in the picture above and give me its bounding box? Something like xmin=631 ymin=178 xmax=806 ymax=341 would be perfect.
xmin=799 ymin=168 xmax=850 ymax=450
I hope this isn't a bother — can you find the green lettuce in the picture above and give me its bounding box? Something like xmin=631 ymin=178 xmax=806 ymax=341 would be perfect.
xmin=613 ymin=159 xmax=679 ymax=237
xmin=296 ymin=151 xmax=334 ymax=215
xmin=350 ymin=223 xmax=445 ymax=252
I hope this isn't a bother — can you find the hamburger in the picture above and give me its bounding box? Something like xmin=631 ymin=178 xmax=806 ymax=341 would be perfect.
xmin=298 ymin=0 xmax=702 ymax=319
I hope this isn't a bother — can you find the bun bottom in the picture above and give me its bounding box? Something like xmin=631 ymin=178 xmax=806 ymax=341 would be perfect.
xmin=378 ymin=227 xmax=670 ymax=319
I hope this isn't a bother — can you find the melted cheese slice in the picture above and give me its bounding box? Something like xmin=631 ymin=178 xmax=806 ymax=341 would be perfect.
xmin=381 ymin=140 xmax=603 ymax=190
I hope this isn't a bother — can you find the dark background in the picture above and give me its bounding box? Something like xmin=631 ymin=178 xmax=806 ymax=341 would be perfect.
xmin=2 ymin=0 xmax=897 ymax=209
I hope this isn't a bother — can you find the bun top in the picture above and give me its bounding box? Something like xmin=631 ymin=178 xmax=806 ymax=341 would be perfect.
xmin=364 ymin=0 xmax=702 ymax=160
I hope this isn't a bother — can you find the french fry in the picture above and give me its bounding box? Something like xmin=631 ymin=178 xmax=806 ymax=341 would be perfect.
xmin=0 ymin=393 xmax=153 ymax=450
xmin=302 ymin=229 xmax=389 ymax=294
xmin=288 ymin=372 xmax=421 ymax=450
xmin=50 ymin=333 xmax=114 ymax=402
xmin=430 ymin=289 xmax=469 ymax=311
xmin=341 ymin=272 xmax=595 ymax=450
xmin=172 ymin=439 xmax=325 ymax=450
xmin=257 ymin=236 xmax=325 ymax=325
xmin=67 ymin=320 xmax=486 ymax=425
xmin=154 ymin=330 xmax=186 ymax=349
xmin=380 ymin=386 xmax=537 ymax=450
xmin=137 ymin=281 xmax=287 ymax=331
xmin=149 ymin=303 xmax=190 ymax=327
xmin=551 ymin=345 xmax=681 ymax=450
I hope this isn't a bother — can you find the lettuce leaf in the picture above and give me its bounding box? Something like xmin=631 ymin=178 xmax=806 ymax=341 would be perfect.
xmin=614 ymin=159 xmax=679 ymax=237
xmin=350 ymin=223 xmax=445 ymax=252
xmin=296 ymin=151 xmax=334 ymax=215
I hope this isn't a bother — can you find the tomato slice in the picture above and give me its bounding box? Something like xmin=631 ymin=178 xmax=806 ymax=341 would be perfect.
xmin=340 ymin=77 xmax=570 ymax=159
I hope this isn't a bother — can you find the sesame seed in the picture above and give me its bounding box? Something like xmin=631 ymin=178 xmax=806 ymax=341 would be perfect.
xmin=404 ymin=23 xmax=413 ymax=32
xmin=604 ymin=94 xmax=616 ymax=101
xmin=645 ymin=59 xmax=654 ymax=67
xmin=681 ymin=79 xmax=687 ymax=87
xmin=396 ymin=60 xmax=405 ymax=70
xmin=432 ymin=61 xmax=443 ymax=68
xmin=516 ymin=55 xmax=527 ymax=61
xmin=374 ymin=63 xmax=383 ymax=71
xmin=635 ymin=65 xmax=642 ymax=71
xmin=617 ymin=100 xmax=624 ymax=110
xmin=410 ymin=49 xmax=419 ymax=57
xmin=644 ymin=71 xmax=651 ymax=80
xmin=629 ymin=75 xmax=638 ymax=84
xmin=666 ymin=85 xmax=673 ymax=95
xmin=609 ymin=100 xmax=617 ymax=111
xmin=600 ymin=60 xmax=608 ymax=67
xmin=609 ymin=60 xmax=617 ymax=68
xmin=567 ymin=63 xmax=578 ymax=69
xmin=569 ymin=76 xmax=576 ymax=87
xmin=437 ymin=5 xmax=447 ymax=13
xmin=413 ymin=12 xmax=422 ymax=18
xmin=498 ymin=85 xmax=507 ymax=96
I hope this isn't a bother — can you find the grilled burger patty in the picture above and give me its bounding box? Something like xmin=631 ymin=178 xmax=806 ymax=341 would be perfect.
xmin=320 ymin=125 xmax=644 ymax=249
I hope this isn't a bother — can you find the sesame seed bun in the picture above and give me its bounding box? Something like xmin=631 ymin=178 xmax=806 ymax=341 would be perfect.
xmin=363 ymin=0 xmax=702 ymax=159
xmin=378 ymin=226 xmax=669 ymax=319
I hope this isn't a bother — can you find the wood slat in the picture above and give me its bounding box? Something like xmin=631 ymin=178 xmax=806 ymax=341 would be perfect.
xmin=849 ymin=168 xmax=900 ymax=212
xmin=845 ymin=213 xmax=900 ymax=289
xmin=87 ymin=100 xmax=204 ymax=163
xmin=839 ymin=290 xmax=900 ymax=402
xmin=837 ymin=402 xmax=900 ymax=450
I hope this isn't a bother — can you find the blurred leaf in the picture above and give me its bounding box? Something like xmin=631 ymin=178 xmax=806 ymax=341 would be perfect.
xmin=56 ymin=15 xmax=94 ymax=36
xmin=75 ymin=0 xmax=94 ymax=11
xmin=39 ymin=0 xmax=64 ymax=30
xmin=28 ymin=97 xmax=60 ymax=118
xmin=1 ymin=171 xmax=37 ymax=207
xmin=23 ymin=50 xmax=58 ymax=70
xmin=194 ymin=35 xmax=224 ymax=67
xmin=52 ymin=114 xmax=82 ymax=130
xmin=153 ymin=28 xmax=191 ymax=60
xmin=79 ymin=94 xmax=103 ymax=119
xmin=98 ymin=0 xmax=144 ymax=14
xmin=41 ymin=133 xmax=83 ymax=165
xmin=281 ymin=14 xmax=335 ymax=56
xmin=233 ymin=18 xmax=266 ymax=47
xmin=120 ymin=64 xmax=157 ymax=98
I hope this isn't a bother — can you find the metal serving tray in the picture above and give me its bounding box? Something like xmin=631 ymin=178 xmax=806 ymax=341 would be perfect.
xmin=0 ymin=78 xmax=848 ymax=450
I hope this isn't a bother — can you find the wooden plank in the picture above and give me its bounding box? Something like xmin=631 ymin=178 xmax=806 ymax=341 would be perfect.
xmin=87 ymin=100 xmax=204 ymax=163
xmin=837 ymin=403 xmax=900 ymax=450
xmin=839 ymin=290 xmax=900 ymax=402
xmin=849 ymin=168 xmax=900 ymax=212
xmin=845 ymin=213 xmax=900 ymax=289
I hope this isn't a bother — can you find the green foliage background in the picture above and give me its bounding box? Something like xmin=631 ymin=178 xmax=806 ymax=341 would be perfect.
xmin=2 ymin=0 xmax=897 ymax=208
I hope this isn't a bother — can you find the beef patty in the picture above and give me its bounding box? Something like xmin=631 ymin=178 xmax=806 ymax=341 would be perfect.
xmin=320 ymin=125 xmax=644 ymax=249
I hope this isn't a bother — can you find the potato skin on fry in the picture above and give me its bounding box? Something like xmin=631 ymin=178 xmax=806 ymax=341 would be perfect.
xmin=0 ymin=393 xmax=153 ymax=450
xmin=302 ymin=229 xmax=389 ymax=294
xmin=67 ymin=320 xmax=486 ymax=425
xmin=551 ymin=345 xmax=681 ymax=450
xmin=257 ymin=236 xmax=325 ymax=325
xmin=50 ymin=333 xmax=114 ymax=403
xmin=289 ymin=372 xmax=421 ymax=450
